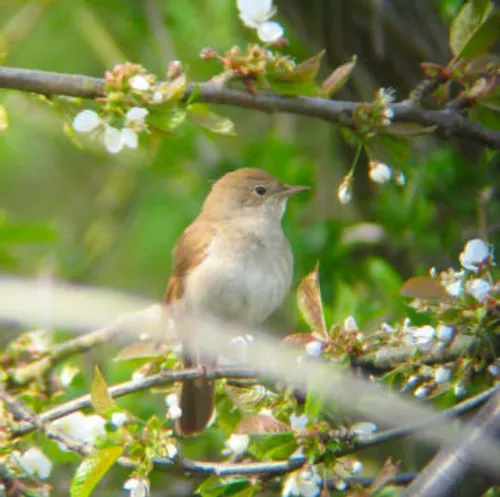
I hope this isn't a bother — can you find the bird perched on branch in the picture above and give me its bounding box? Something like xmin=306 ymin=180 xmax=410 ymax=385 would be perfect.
xmin=164 ymin=167 xmax=309 ymax=435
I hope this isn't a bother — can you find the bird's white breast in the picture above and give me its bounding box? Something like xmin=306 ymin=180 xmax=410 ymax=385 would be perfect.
xmin=182 ymin=218 xmax=293 ymax=326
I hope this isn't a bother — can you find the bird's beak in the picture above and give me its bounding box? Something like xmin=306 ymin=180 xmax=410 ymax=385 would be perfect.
xmin=279 ymin=184 xmax=310 ymax=197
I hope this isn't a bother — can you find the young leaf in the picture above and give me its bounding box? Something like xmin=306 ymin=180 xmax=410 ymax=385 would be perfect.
xmin=449 ymin=0 xmax=500 ymax=60
xmin=281 ymin=332 xmax=318 ymax=348
xmin=400 ymin=276 xmax=449 ymax=300
xmin=91 ymin=366 xmax=116 ymax=413
xmin=188 ymin=103 xmax=236 ymax=135
xmin=198 ymin=476 xmax=258 ymax=497
xmin=235 ymin=414 xmax=291 ymax=435
xmin=114 ymin=340 xmax=168 ymax=361
xmin=274 ymin=50 xmax=325 ymax=83
xmin=296 ymin=264 xmax=328 ymax=338
xmin=320 ymin=55 xmax=357 ymax=97
xmin=70 ymin=446 xmax=123 ymax=497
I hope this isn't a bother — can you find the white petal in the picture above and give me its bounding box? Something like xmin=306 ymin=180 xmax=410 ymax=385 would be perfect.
xmin=344 ymin=316 xmax=359 ymax=332
xmin=72 ymin=110 xmax=100 ymax=133
xmin=104 ymin=126 xmax=124 ymax=154
xmin=121 ymin=128 xmax=138 ymax=149
xmin=338 ymin=183 xmax=352 ymax=204
xmin=289 ymin=413 xmax=309 ymax=433
xmin=257 ymin=21 xmax=284 ymax=42
xmin=459 ymin=238 xmax=490 ymax=272
xmin=305 ymin=341 xmax=323 ymax=357
xmin=19 ymin=448 xmax=52 ymax=479
xmin=126 ymin=106 xmax=149 ymax=124
xmin=351 ymin=422 xmax=377 ymax=435
xmin=436 ymin=324 xmax=454 ymax=342
xmin=434 ymin=366 xmax=451 ymax=384
xmin=238 ymin=0 xmax=273 ymax=26
xmin=111 ymin=412 xmax=128 ymax=427
xmin=83 ymin=415 xmax=106 ymax=443
xmin=129 ymin=75 xmax=150 ymax=91
xmin=414 ymin=385 xmax=429 ymax=398
xmin=223 ymin=434 xmax=249 ymax=457
xmin=369 ymin=161 xmax=392 ymax=184
xmin=466 ymin=278 xmax=491 ymax=303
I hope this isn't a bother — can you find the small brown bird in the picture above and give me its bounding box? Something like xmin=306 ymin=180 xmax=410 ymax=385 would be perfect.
xmin=164 ymin=168 xmax=309 ymax=435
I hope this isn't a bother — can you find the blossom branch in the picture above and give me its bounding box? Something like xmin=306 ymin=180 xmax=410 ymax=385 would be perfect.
xmin=1 ymin=66 xmax=499 ymax=149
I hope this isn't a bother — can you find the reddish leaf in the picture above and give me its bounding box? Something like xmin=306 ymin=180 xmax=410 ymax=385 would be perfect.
xmin=114 ymin=340 xmax=168 ymax=361
xmin=400 ymin=276 xmax=449 ymax=300
xmin=320 ymin=55 xmax=357 ymax=97
xmin=281 ymin=332 xmax=317 ymax=347
xmin=235 ymin=414 xmax=291 ymax=435
xmin=296 ymin=264 xmax=328 ymax=337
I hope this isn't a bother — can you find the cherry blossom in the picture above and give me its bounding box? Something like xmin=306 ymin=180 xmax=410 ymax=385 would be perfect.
xmin=124 ymin=477 xmax=150 ymax=497
xmin=18 ymin=448 xmax=52 ymax=479
xmin=459 ymin=238 xmax=490 ymax=272
xmin=223 ymin=433 xmax=249 ymax=457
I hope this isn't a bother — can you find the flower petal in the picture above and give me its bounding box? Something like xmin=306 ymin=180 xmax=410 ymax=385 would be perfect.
xmin=73 ymin=110 xmax=100 ymax=133
xmin=257 ymin=21 xmax=284 ymax=42
xmin=104 ymin=126 xmax=124 ymax=154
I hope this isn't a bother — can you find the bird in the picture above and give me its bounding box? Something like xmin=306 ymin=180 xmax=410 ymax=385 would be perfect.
xmin=164 ymin=167 xmax=309 ymax=435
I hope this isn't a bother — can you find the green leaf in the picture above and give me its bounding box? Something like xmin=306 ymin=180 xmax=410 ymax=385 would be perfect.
xmin=274 ymin=50 xmax=325 ymax=83
xmin=70 ymin=446 xmax=123 ymax=497
xmin=0 ymin=223 xmax=58 ymax=245
xmin=188 ymin=104 xmax=236 ymax=135
xmin=449 ymin=0 xmax=500 ymax=59
xmin=472 ymin=102 xmax=500 ymax=131
xmin=369 ymin=133 xmax=411 ymax=163
xmin=91 ymin=366 xmax=116 ymax=413
xmin=266 ymin=79 xmax=319 ymax=97
xmin=319 ymin=55 xmax=357 ymax=97
xmin=198 ymin=476 xmax=258 ymax=497
xmin=304 ymin=371 xmax=327 ymax=421
xmin=251 ymin=433 xmax=296 ymax=460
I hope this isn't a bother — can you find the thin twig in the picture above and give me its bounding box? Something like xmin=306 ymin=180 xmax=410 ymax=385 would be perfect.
xmin=0 ymin=66 xmax=499 ymax=148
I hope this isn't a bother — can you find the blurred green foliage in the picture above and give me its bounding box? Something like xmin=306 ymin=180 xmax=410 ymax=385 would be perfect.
xmin=0 ymin=0 xmax=499 ymax=495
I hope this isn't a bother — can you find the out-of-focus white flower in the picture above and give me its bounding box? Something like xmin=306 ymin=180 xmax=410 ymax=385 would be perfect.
xmin=338 ymin=177 xmax=352 ymax=205
xmin=126 ymin=107 xmax=149 ymax=126
xmin=436 ymin=324 xmax=454 ymax=343
xmin=129 ymin=75 xmax=150 ymax=91
xmin=404 ymin=325 xmax=435 ymax=350
xmin=349 ymin=460 xmax=363 ymax=474
xmin=132 ymin=370 xmax=146 ymax=382
xmin=237 ymin=0 xmax=284 ymax=42
xmin=434 ymin=366 xmax=451 ymax=384
xmin=60 ymin=365 xmax=80 ymax=387
xmin=73 ymin=110 xmax=101 ymax=133
xmin=124 ymin=477 xmax=150 ymax=497
xmin=152 ymin=91 xmax=163 ymax=104
xmin=350 ymin=422 xmax=377 ymax=435
xmin=289 ymin=413 xmax=308 ymax=433
xmin=459 ymin=239 xmax=490 ymax=272
xmin=305 ymin=341 xmax=323 ymax=357
xmin=454 ymin=382 xmax=466 ymax=398
xmin=51 ymin=412 xmax=106 ymax=450
xmin=487 ymin=364 xmax=499 ymax=377
xmin=466 ymin=278 xmax=491 ymax=303
xmin=165 ymin=393 xmax=182 ymax=420
xmin=394 ymin=170 xmax=406 ymax=186
xmin=381 ymin=322 xmax=396 ymax=333
xmin=104 ymin=125 xmax=124 ymax=154
xmin=18 ymin=448 xmax=52 ymax=479
xmin=121 ymin=128 xmax=139 ymax=149
xmin=381 ymin=107 xmax=394 ymax=125
xmin=344 ymin=316 xmax=359 ymax=332
xmin=26 ymin=329 xmax=52 ymax=353
xmin=282 ymin=466 xmax=321 ymax=497
xmin=445 ymin=279 xmax=463 ymax=297
xmin=111 ymin=412 xmax=128 ymax=428
xmin=166 ymin=443 xmax=178 ymax=459
xmin=414 ymin=385 xmax=430 ymax=398
xmin=378 ymin=87 xmax=396 ymax=105
xmin=223 ymin=433 xmax=249 ymax=457
xmin=257 ymin=21 xmax=284 ymax=42
xmin=335 ymin=480 xmax=348 ymax=491
xmin=368 ymin=161 xmax=392 ymax=184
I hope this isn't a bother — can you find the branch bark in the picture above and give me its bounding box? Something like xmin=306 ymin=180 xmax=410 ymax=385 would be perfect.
xmin=1 ymin=66 xmax=499 ymax=149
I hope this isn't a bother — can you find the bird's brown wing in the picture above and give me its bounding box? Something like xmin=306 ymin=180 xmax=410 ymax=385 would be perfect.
xmin=164 ymin=219 xmax=218 ymax=436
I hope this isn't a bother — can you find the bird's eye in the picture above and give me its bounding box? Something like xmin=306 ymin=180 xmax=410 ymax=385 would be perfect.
xmin=255 ymin=186 xmax=267 ymax=195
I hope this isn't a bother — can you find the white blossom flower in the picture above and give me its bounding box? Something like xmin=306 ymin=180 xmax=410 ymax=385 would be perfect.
xmin=454 ymin=382 xmax=466 ymax=398
xmin=60 ymin=365 xmax=80 ymax=387
xmin=18 ymin=448 xmax=52 ymax=479
xmin=414 ymin=385 xmax=430 ymax=398
xmin=349 ymin=460 xmax=363 ymax=474
xmin=350 ymin=422 xmax=377 ymax=435
xmin=257 ymin=21 xmax=284 ymax=42
xmin=223 ymin=433 xmax=249 ymax=457
xmin=129 ymin=75 xmax=150 ymax=91
xmin=378 ymin=87 xmax=396 ymax=105
xmin=394 ymin=170 xmax=406 ymax=186
xmin=459 ymin=239 xmax=490 ymax=272
xmin=337 ymin=178 xmax=352 ymax=205
xmin=26 ymin=329 xmax=52 ymax=353
xmin=165 ymin=393 xmax=182 ymax=420
xmin=111 ymin=412 xmax=128 ymax=428
xmin=72 ymin=110 xmax=101 ymax=133
xmin=381 ymin=322 xmax=396 ymax=333
xmin=487 ymin=364 xmax=499 ymax=377
xmin=466 ymin=278 xmax=491 ymax=303
xmin=121 ymin=128 xmax=139 ymax=149
xmin=344 ymin=315 xmax=359 ymax=332
xmin=152 ymin=91 xmax=163 ymax=104
xmin=124 ymin=477 xmax=150 ymax=497
xmin=305 ymin=341 xmax=323 ymax=357
xmin=104 ymin=125 xmax=124 ymax=154
xmin=436 ymin=324 xmax=455 ymax=343
xmin=289 ymin=413 xmax=309 ymax=433
xmin=237 ymin=0 xmax=284 ymax=43
xmin=369 ymin=161 xmax=392 ymax=184
xmin=166 ymin=443 xmax=178 ymax=459
xmin=445 ymin=279 xmax=463 ymax=297
xmin=126 ymin=107 xmax=149 ymax=126
xmin=51 ymin=412 xmax=106 ymax=450
xmin=434 ymin=366 xmax=451 ymax=384
xmin=404 ymin=325 xmax=435 ymax=350
xmin=282 ymin=467 xmax=321 ymax=497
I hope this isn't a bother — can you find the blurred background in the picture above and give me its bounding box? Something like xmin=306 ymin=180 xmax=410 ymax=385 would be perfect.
xmin=0 ymin=0 xmax=499 ymax=495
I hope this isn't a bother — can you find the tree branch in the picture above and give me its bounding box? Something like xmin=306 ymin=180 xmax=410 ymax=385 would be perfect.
xmin=1 ymin=66 xmax=499 ymax=149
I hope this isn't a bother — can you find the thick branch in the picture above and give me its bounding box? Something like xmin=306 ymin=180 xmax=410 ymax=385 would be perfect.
xmin=1 ymin=66 xmax=499 ymax=149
